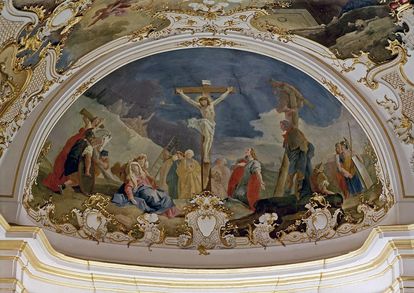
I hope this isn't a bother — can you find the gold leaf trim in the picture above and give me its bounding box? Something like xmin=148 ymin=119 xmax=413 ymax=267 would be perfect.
xmin=178 ymin=37 xmax=240 ymax=47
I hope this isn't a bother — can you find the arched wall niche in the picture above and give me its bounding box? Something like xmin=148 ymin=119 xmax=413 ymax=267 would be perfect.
xmin=3 ymin=31 xmax=401 ymax=268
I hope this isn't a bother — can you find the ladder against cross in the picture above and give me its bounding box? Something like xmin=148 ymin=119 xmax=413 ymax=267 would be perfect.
xmin=150 ymin=136 xmax=179 ymax=177
xmin=175 ymin=80 xmax=235 ymax=96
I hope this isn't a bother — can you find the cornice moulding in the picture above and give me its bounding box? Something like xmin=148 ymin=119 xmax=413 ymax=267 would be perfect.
xmin=1 ymin=213 xmax=414 ymax=292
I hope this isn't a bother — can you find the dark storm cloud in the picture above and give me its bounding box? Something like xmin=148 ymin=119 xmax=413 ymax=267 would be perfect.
xmin=87 ymin=48 xmax=341 ymax=148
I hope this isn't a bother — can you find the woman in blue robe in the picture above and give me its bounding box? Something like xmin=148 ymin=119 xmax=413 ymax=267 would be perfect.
xmin=112 ymin=161 xmax=176 ymax=217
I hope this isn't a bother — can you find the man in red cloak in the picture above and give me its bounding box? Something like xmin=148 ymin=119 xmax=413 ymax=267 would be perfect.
xmin=227 ymin=148 xmax=265 ymax=211
xmin=42 ymin=116 xmax=104 ymax=193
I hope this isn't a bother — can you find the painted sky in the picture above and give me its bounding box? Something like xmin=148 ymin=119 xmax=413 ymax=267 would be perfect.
xmin=87 ymin=48 xmax=342 ymax=149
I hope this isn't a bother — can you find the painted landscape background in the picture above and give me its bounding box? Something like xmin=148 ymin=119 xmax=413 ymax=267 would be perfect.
xmin=31 ymin=48 xmax=381 ymax=236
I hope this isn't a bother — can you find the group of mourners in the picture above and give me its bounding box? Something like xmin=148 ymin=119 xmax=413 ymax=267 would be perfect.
xmin=42 ymin=110 xmax=366 ymax=220
xmin=156 ymin=147 xmax=266 ymax=211
xmin=42 ymin=113 xmax=268 ymax=216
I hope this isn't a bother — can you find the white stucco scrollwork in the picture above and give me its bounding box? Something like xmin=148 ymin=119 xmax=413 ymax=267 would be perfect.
xmin=1 ymin=0 xmax=413 ymax=268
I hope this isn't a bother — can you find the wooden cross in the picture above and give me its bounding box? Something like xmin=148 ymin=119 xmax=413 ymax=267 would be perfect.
xmin=175 ymin=80 xmax=235 ymax=95
xmin=175 ymin=80 xmax=235 ymax=192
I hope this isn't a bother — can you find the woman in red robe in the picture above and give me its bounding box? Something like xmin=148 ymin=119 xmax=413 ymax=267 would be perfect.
xmin=227 ymin=148 xmax=264 ymax=211
xmin=42 ymin=116 xmax=103 ymax=193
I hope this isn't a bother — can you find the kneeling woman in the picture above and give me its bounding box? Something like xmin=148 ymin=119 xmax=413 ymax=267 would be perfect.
xmin=112 ymin=161 xmax=176 ymax=218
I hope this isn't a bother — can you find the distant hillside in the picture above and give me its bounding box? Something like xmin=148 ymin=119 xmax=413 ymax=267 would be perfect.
xmin=46 ymin=96 xmax=163 ymax=167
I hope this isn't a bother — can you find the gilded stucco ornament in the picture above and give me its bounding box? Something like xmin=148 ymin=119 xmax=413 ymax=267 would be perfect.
xmin=0 ymin=0 xmax=89 ymax=160
xmin=177 ymin=192 xmax=236 ymax=255
xmin=272 ymin=145 xmax=393 ymax=244
xmin=277 ymin=192 xmax=389 ymax=244
xmin=22 ymin=147 xmax=165 ymax=247
xmin=0 ymin=49 xmax=59 ymax=159
xmin=356 ymin=1 xmax=413 ymax=93
xmin=128 ymin=8 xmax=292 ymax=45
xmin=128 ymin=213 xmax=165 ymax=249
xmin=16 ymin=0 xmax=94 ymax=68
xmin=357 ymin=40 xmax=408 ymax=90
xmin=128 ymin=24 xmax=159 ymax=42
xmin=248 ymin=212 xmax=279 ymax=247
xmin=0 ymin=1 xmax=300 ymax=161
xmin=254 ymin=20 xmax=293 ymax=43
xmin=321 ymin=78 xmax=347 ymax=102
xmin=0 ymin=44 xmax=31 ymax=117
xmin=348 ymin=2 xmax=414 ymax=171
xmin=22 ymin=137 xmax=395 ymax=251
xmin=0 ymin=0 xmax=412 ymax=165
xmin=71 ymin=196 xmax=112 ymax=243
xmin=178 ymin=37 xmax=240 ymax=47
xmin=275 ymin=194 xmax=341 ymax=244
xmin=2 ymin=3 xmax=276 ymax=163
xmin=69 ymin=77 xmax=96 ymax=101
xmin=0 ymin=0 xmax=405 ymax=252
xmin=2 ymin=0 xmax=406 ymax=164
xmin=23 ymin=141 xmax=50 ymax=203
xmin=301 ymin=194 xmax=343 ymax=242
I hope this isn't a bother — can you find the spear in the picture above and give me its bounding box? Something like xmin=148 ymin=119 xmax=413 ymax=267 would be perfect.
xmin=347 ymin=122 xmax=353 ymax=155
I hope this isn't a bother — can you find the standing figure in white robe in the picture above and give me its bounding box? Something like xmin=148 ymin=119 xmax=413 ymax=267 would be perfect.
xmin=177 ymin=87 xmax=233 ymax=163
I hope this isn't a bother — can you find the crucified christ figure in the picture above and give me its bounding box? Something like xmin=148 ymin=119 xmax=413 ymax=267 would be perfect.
xmin=177 ymin=82 xmax=233 ymax=163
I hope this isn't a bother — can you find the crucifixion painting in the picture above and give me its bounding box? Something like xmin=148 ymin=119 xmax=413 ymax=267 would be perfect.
xmin=33 ymin=48 xmax=383 ymax=243
xmin=176 ymin=80 xmax=234 ymax=188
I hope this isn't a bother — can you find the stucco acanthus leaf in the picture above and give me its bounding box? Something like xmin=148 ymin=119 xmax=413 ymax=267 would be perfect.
xmin=177 ymin=191 xmax=236 ymax=255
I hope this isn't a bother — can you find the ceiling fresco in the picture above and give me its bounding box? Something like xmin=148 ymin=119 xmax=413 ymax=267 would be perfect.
xmin=24 ymin=48 xmax=392 ymax=253
xmin=0 ymin=0 xmax=412 ymax=264
xmin=11 ymin=0 xmax=402 ymax=72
